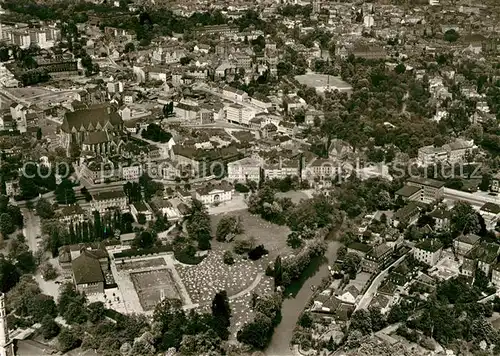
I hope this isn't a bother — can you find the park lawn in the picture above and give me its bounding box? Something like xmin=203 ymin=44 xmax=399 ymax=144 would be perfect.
xmin=211 ymin=210 xmax=293 ymax=259
xmin=275 ymin=190 xmax=310 ymax=204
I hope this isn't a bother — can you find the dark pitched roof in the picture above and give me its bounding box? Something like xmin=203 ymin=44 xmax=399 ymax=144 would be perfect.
xmin=367 ymin=243 xmax=392 ymax=259
xmin=61 ymin=106 xmax=122 ymax=133
xmin=480 ymin=202 xmax=500 ymax=214
xmin=415 ymin=238 xmax=443 ymax=253
xmin=347 ymin=242 xmax=372 ymax=253
xmin=429 ymin=209 xmax=451 ymax=219
xmin=465 ymin=242 xmax=500 ymax=264
xmin=455 ymin=233 xmax=481 ymax=245
xmin=92 ymin=190 xmax=126 ymax=201
xmin=394 ymin=202 xmax=420 ymax=221
xmin=61 ymin=204 xmax=85 ymax=216
xmin=83 ymin=131 xmax=110 ymax=145
xmin=71 ymin=251 xmax=104 ymax=285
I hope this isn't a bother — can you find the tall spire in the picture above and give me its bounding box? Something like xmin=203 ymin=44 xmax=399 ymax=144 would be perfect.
xmin=0 ymin=293 xmax=13 ymax=356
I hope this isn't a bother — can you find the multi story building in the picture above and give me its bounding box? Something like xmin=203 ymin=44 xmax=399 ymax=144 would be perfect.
xmin=453 ymin=234 xmax=481 ymax=256
xmin=222 ymin=86 xmax=248 ymax=102
xmin=264 ymin=159 xmax=300 ymax=180
xmin=462 ymin=242 xmax=500 ymax=277
xmin=393 ymin=202 xmax=421 ymax=227
xmin=417 ymin=139 xmax=474 ymax=167
xmin=491 ymin=263 xmax=500 ymax=288
xmin=91 ymin=190 xmax=128 ymax=214
xmin=301 ymin=158 xmax=337 ymax=182
xmin=413 ymin=239 xmax=443 ymax=266
xmin=224 ymin=103 xmax=256 ymax=127
xmin=429 ymin=209 xmax=451 ymax=230
xmin=58 ymin=205 xmax=87 ymax=225
xmin=362 ymin=243 xmax=393 ymax=273
xmin=397 ymin=176 xmax=445 ymax=204
xmin=121 ymin=164 xmax=143 ymax=182
xmin=130 ymin=201 xmax=153 ymax=222
xmin=227 ymin=157 xmax=262 ymax=183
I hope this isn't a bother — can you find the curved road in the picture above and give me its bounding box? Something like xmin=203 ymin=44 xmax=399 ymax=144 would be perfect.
xmin=266 ymin=241 xmax=340 ymax=356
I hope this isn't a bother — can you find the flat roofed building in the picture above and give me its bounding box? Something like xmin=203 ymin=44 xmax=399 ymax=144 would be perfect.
xmin=227 ymin=157 xmax=261 ymax=183
xmin=406 ymin=176 xmax=445 ymax=204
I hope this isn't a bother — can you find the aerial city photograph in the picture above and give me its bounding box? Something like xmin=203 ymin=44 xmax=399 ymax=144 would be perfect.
xmin=0 ymin=0 xmax=498 ymax=355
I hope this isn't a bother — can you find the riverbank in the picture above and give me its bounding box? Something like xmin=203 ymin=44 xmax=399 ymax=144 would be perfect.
xmin=266 ymin=241 xmax=340 ymax=356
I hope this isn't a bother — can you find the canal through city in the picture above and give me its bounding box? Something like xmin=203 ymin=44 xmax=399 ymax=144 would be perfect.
xmin=266 ymin=241 xmax=340 ymax=356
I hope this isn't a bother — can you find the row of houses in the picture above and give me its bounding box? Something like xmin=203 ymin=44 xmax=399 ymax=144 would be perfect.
xmin=57 ymin=180 xmax=236 ymax=226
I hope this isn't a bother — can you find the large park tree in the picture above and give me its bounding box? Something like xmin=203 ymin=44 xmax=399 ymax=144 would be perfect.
xmin=450 ymin=201 xmax=481 ymax=235
xmin=211 ymin=290 xmax=231 ymax=339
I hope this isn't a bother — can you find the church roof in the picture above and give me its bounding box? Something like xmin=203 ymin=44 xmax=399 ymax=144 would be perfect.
xmin=61 ymin=106 xmax=122 ymax=133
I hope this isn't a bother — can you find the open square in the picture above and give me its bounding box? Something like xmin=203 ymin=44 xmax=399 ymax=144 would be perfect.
xmin=130 ymin=269 xmax=184 ymax=311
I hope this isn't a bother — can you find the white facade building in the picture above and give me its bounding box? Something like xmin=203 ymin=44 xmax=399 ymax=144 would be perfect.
xmin=227 ymin=157 xmax=262 ymax=183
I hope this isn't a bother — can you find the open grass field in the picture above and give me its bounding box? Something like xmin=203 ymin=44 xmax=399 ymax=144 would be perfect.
xmin=130 ymin=268 xmax=183 ymax=311
xmin=275 ymin=190 xmax=310 ymax=204
xmin=210 ymin=210 xmax=293 ymax=258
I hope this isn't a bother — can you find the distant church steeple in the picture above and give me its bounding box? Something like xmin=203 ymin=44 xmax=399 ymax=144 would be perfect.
xmin=0 ymin=293 xmax=14 ymax=356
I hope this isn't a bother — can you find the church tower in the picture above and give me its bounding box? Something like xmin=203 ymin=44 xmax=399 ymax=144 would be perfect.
xmin=0 ymin=293 xmax=14 ymax=356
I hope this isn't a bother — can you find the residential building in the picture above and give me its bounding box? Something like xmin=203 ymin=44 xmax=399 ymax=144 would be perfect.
xmin=4 ymin=180 xmax=20 ymax=198
xmin=492 ymin=263 xmax=500 ymax=288
xmin=462 ymin=243 xmax=500 ymax=277
xmin=301 ymin=158 xmax=337 ymax=182
xmin=58 ymin=205 xmax=86 ymax=224
xmin=362 ymin=243 xmax=393 ymax=273
xmin=393 ymin=202 xmax=421 ymax=227
xmin=429 ymin=209 xmax=451 ymax=230
xmin=479 ymin=202 xmax=500 ymax=229
xmin=91 ymin=190 xmax=128 ymax=214
xmin=491 ymin=172 xmax=500 ymax=192
xmin=222 ymin=86 xmax=248 ymax=102
xmin=264 ymin=159 xmax=300 ymax=180
xmin=413 ymin=239 xmax=443 ymax=266
xmin=121 ymin=164 xmax=143 ymax=181
xmin=453 ymin=234 xmax=481 ymax=256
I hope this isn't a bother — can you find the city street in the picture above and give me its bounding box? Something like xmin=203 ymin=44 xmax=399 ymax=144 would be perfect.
xmin=444 ymin=187 xmax=500 ymax=207
xmin=22 ymin=209 xmax=41 ymax=253
xmin=355 ymin=254 xmax=407 ymax=311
